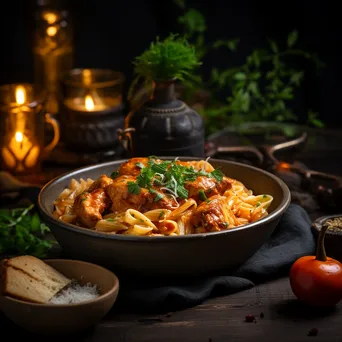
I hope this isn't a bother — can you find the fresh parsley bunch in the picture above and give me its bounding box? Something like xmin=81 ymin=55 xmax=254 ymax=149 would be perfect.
xmin=0 ymin=204 xmax=55 ymax=258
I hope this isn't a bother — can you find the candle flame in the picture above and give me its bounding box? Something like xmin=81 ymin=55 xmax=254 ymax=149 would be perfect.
xmin=43 ymin=12 xmax=57 ymax=24
xmin=85 ymin=95 xmax=95 ymax=111
xmin=15 ymin=131 xmax=23 ymax=143
xmin=46 ymin=26 xmax=58 ymax=37
xmin=15 ymin=86 xmax=26 ymax=105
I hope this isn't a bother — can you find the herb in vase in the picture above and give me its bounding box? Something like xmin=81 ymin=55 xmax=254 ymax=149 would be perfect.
xmin=0 ymin=204 xmax=55 ymax=258
xmin=128 ymin=34 xmax=201 ymax=108
xmin=125 ymin=33 xmax=205 ymax=157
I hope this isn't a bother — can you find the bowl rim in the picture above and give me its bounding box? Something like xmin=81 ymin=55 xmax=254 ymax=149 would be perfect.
xmin=1 ymin=259 xmax=119 ymax=307
xmin=38 ymin=157 xmax=291 ymax=241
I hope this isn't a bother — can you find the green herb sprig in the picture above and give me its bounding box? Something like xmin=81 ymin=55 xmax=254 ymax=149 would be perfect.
xmin=127 ymin=157 xmax=223 ymax=200
xmin=0 ymin=204 xmax=55 ymax=258
xmin=173 ymin=0 xmax=325 ymax=135
xmin=128 ymin=34 xmax=201 ymax=103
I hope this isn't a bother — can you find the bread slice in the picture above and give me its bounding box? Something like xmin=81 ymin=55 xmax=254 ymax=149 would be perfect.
xmin=1 ymin=255 xmax=71 ymax=304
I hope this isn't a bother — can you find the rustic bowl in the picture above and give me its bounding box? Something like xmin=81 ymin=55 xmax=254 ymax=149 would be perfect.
xmin=312 ymin=214 xmax=342 ymax=262
xmin=37 ymin=157 xmax=291 ymax=278
xmin=0 ymin=259 xmax=119 ymax=335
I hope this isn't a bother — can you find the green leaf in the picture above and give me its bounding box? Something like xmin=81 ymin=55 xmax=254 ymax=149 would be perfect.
xmin=110 ymin=171 xmax=120 ymax=179
xmin=311 ymin=118 xmax=324 ymax=128
xmin=213 ymin=38 xmax=239 ymax=51
xmin=127 ymin=181 xmax=141 ymax=194
xmin=178 ymin=9 xmax=206 ymax=35
xmin=30 ymin=213 xmax=41 ymax=232
xmin=210 ymin=169 xmax=224 ymax=182
xmin=269 ymin=40 xmax=278 ymax=53
xmin=287 ymin=30 xmax=298 ymax=48
xmin=290 ymin=72 xmax=304 ymax=85
xmin=234 ymin=72 xmax=246 ymax=81
xmin=154 ymin=192 xmax=165 ymax=202
xmin=198 ymin=189 xmax=208 ymax=201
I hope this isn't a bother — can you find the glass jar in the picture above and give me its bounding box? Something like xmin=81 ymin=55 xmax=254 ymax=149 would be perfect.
xmin=0 ymin=83 xmax=60 ymax=174
xmin=33 ymin=0 xmax=73 ymax=115
xmin=59 ymin=69 xmax=126 ymax=151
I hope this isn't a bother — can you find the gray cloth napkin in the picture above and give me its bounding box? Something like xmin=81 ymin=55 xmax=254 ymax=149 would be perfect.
xmin=116 ymin=204 xmax=315 ymax=313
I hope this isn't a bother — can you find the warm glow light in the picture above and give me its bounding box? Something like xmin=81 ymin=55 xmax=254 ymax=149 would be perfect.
xmin=15 ymin=86 xmax=26 ymax=105
xmin=83 ymin=69 xmax=92 ymax=86
xmin=15 ymin=131 xmax=23 ymax=143
xmin=46 ymin=26 xmax=58 ymax=37
xmin=85 ymin=95 xmax=95 ymax=111
xmin=43 ymin=12 xmax=57 ymax=24
xmin=278 ymin=162 xmax=291 ymax=170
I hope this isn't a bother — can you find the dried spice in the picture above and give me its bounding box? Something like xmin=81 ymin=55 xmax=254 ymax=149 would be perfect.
xmin=324 ymin=217 xmax=342 ymax=233
xmin=244 ymin=314 xmax=255 ymax=322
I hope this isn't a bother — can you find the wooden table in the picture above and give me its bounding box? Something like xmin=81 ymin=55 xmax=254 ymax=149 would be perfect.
xmin=1 ymin=277 xmax=341 ymax=342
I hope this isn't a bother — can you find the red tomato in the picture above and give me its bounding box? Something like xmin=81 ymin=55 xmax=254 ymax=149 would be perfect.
xmin=290 ymin=255 xmax=342 ymax=306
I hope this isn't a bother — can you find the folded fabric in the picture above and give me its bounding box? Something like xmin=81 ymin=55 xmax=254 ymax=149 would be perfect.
xmin=116 ymin=204 xmax=315 ymax=313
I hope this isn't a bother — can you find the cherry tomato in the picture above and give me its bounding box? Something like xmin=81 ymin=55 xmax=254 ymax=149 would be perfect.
xmin=289 ymin=223 xmax=342 ymax=306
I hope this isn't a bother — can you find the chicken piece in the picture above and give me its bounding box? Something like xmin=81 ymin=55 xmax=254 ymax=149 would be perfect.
xmin=118 ymin=158 xmax=150 ymax=176
xmin=185 ymin=176 xmax=219 ymax=201
xmin=106 ymin=175 xmax=150 ymax=213
xmin=142 ymin=191 xmax=179 ymax=211
xmin=185 ymin=175 xmax=232 ymax=202
xmin=88 ymin=174 xmax=113 ymax=192
xmin=191 ymin=195 xmax=233 ymax=232
xmin=73 ymin=188 xmax=111 ymax=228
xmin=216 ymin=176 xmax=233 ymax=194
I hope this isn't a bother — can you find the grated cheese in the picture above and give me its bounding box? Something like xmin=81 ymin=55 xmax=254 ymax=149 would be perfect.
xmin=49 ymin=281 xmax=100 ymax=305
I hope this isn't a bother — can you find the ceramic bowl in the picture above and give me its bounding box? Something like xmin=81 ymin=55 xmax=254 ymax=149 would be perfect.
xmin=312 ymin=214 xmax=342 ymax=262
xmin=38 ymin=157 xmax=291 ymax=278
xmin=0 ymin=259 xmax=119 ymax=335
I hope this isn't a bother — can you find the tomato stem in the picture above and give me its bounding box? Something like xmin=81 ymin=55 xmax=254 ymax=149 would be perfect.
xmin=315 ymin=223 xmax=329 ymax=261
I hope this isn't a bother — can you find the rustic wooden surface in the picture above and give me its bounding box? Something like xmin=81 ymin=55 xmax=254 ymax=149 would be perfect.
xmin=1 ymin=277 xmax=341 ymax=342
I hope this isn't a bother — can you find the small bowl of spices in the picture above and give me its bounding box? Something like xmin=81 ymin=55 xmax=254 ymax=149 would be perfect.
xmin=0 ymin=255 xmax=119 ymax=335
xmin=312 ymin=215 xmax=342 ymax=262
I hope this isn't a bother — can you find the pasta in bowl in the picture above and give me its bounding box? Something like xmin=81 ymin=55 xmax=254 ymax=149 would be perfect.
xmin=38 ymin=157 xmax=290 ymax=277
xmin=52 ymin=157 xmax=273 ymax=237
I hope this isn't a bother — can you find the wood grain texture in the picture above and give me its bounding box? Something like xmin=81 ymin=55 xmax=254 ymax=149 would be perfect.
xmin=1 ymin=277 xmax=341 ymax=342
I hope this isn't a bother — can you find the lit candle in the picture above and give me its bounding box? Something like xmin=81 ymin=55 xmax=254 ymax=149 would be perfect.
xmin=0 ymin=85 xmax=40 ymax=171
xmin=64 ymin=93 xmax=109 ymax=112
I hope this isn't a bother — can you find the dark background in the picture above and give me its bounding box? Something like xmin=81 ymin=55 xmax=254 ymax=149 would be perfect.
xmin=0 ymin=0 xmax=341 ymax=127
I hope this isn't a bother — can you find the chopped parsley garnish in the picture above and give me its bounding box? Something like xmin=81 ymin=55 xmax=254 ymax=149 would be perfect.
xmin=263 ymin=194 xmax=267 ymax=198
xmin=210 ymin=169 xmax=224 ymax=182
xmin=158 ymin=211 xmax=165 ymax=219
xmin=106 ymin=218 xmax=115 ymax=222
xmin=256 ymin=201 xmax=261 ymax=207
xmin=110 ymin=170 xmax=120 ymax=179
xmin=126 ymin=157 xmax=224 ymax=200
xmin=127 ymin=181 xmax=141 ymax=194
xmin=198 ymin=189 xmax=208 ymax=201
xmin=150 ymin=188 xmax=165 ymax=202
